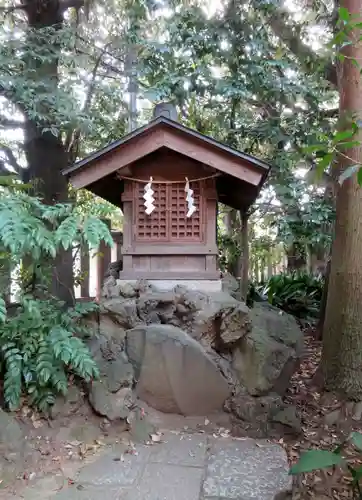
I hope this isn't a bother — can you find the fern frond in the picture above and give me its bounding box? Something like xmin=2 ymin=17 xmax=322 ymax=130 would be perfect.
xmin=0 ymin=298 xmax=6 ymax=323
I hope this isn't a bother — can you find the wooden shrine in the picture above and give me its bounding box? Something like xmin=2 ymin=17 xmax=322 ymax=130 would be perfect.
xmin=63 ymin=104 xmax=270 ymax=290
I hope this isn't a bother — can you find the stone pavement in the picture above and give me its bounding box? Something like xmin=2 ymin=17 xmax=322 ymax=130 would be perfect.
xmin=49 ymin=432 xmax=291 ymax=500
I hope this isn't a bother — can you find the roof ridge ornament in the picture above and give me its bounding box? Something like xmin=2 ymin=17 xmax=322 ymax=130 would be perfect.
xmin=153 ymin=102 xmax=178 ymax=122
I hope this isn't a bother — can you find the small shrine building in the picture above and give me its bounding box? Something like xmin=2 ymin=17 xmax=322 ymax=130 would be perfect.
xmin=63 ymin=103 xmax=270 ymax=291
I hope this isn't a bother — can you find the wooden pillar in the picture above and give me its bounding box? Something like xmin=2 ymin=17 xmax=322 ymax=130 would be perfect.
xmin=239 ymin=211 xmax=249 ymax=301
xmin=96 ymin=219 xmax=112 ymax=300
xmin=0 ymin=258 xmax=11 ymax=304
xmin=112 ymin=231 xmax=123 ymax=262
xmin=80 ymin=244 xmax=90 ymax=299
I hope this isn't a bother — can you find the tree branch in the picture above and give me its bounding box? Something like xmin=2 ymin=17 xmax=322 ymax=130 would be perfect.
xmin=0 ymin=117 xmax=24 ymax=128
xmin=0 ymin=3 xmax=27 ymax=13
xmin=267 ymin=11 xmax=337 ymax=87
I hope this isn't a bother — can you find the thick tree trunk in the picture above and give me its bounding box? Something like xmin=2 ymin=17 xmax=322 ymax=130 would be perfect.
xmin=321 ymin=0 xmax=362 ymax=398
xmin=24 ymin=126 xmax=74 ymax=304
xmin=22 ymin=1 xmax=75 ymax=304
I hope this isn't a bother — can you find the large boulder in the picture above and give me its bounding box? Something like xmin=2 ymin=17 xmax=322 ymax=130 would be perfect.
xmin=89 ymin=383 xmax=134 ymax=420
xmin=101 ymin=297 xmax=140 ymax=330
xmin=97 ymin=280 xmax=251 ymax=354
xmin=232 ymin=302 xmax=303 ymax=396
xmin=125 ymin=324 xmax=231 ymax=415
xmin=191 ymin=291 xmax=251 ymax=351
xmin=134 ymin=288 xmax=251 ymax=352
xmin=103 ymin=277 xmax=154 ymax=299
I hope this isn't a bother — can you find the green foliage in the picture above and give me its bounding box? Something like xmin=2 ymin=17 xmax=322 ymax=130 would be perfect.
xmin=290 ymin=449 xmax=344 ymax=474
xmin=259 ymin=272 xmax=324 ymax=319
xmin=290 ymin=432 xmax=362 ymax=499
xmin=0 ymin=186 xmax=112 ymax=412
xmin=0 ymin=299 xmax=99 ymax=412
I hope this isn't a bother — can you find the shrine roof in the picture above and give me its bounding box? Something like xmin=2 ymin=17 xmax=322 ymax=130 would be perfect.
xmin=63 ymin=116 xmax=271 ymax=210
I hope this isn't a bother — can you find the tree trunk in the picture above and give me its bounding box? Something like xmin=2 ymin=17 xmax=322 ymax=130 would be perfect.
xmin=239 ymin=212 xmax=249 ymax=300
xmin=254 ymin=259 xmax=259 ymax=283
xmin=24 ymin=125 xmax=73 ymax=304
xmin=286 ymin=242 xmax=306 ymax=271
xmin=321 ymin=0 xmax=362 ymax=398
xmin=260 ymin=257 xmax=265 ymax=283
xmin=22 ymin=1 xmax=75 ymax=304
xmin=267 ymin=252 xmax=273 ymax=279
xmin=315 ymin=256 xmax=331 ymax=340
xmin=225 ymin=208 xmax=240 ymax=277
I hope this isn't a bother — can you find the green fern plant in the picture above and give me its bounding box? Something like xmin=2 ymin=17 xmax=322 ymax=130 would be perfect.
xmin=0 ymin=185 xmax=113 ymax=412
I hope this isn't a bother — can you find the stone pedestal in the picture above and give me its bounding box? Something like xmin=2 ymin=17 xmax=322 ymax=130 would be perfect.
xmin=117 ymin=279 xmax=222 ymax=293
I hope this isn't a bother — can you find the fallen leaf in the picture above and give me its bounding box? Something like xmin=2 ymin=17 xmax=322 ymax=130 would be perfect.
xmin=150 ymin=433 xmax=162 ymax=443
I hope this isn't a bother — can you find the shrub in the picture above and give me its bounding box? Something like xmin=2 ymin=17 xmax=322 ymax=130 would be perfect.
xmin=258 ymin=272 xmax=324 ymax=319
xmin=0 ymin=182 xmax=113 ymax=412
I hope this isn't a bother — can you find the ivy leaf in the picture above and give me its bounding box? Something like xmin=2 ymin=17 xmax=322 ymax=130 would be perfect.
xmin=289 ymin=450 xmax=344 ymax=475
xmin=339 ymin=164 xmax=361 ymax=185
xmin=339 ymin=7 xmax=350 ymax=22
xmin=349 ymin=431 xmax=362 ymax=451
xmin=0 ymin=298 xmax=6 ymax=323
xmin=333 ymin=129 xmax=355 ymax=144
xmin=302 ymin=144 xmax=327 ymax=154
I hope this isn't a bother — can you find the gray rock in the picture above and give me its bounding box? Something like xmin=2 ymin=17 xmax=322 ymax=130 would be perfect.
xmin=127 ymin=407 xmax=158 ymax=443
xmin=177 ymin=289 xmax=209 ymax=312
xmin=88 ymin=382 xmax=134 ymax=420
xmin=137 ymin=292 xmax=177 ymax=324
xmin=232 ymin=302 xmax=303 ymax=396
xmin=98 ymin=352 xmax=134 ymax=393
xmin=272 ymin=406 xmax=302 ymax=434
xmin=105 ymin=279 xmax=154 ymax=299
xmin=104 ymin=259 xmax=123 ymax=280
xmin=232 ymin=331 xmax=294 ymax=396
xmin=225 ymin=392 xmax=283 ymax=423
xmin=191 ymin=291 xmax=251 ymax=350
xmin=99 ymin=315 xmax=128 ymax=344
xmin=101 ymin=298 xmax=140 ymax=330
xmin=250 ymin=302 xmax=303 ymax=353
xmin=125 ymin=324 xmax=231 ymax=415
xmin=102 ymin=276 xmax=120 ymax=298
xmin=50 ymin=385 xmax=83 ymax=419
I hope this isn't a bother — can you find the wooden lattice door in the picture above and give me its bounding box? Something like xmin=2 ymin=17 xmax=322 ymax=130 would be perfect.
xmin=169 ymin=182 xmax=202 ymax=241
xmin=134 ymin=183 xmax=168 ymax=241
xmin=134 ymin=181 xmax=203 ymax=242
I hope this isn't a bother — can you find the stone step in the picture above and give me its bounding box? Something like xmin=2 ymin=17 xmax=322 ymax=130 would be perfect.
xmin=52 ymin=432 xmax=291 ymax=500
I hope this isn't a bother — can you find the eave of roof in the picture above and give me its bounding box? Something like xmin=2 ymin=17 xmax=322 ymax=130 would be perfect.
xmin=62 ymin=116 xmax=272 ymax=179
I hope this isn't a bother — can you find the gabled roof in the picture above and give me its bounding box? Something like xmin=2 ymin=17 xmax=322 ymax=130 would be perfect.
xmin=63 ymin=116 xmax=271 ymax=210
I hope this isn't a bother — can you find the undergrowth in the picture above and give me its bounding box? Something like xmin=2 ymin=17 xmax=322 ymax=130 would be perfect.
xmin=0 ymin=178 xmax=113 ymax=412
xmin=257 ymin=272 xmax=324 ymax=320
